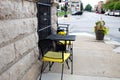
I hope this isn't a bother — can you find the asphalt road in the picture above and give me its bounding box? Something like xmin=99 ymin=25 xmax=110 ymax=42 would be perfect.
xmin=58 ymin=12 xmax=120 ymax=42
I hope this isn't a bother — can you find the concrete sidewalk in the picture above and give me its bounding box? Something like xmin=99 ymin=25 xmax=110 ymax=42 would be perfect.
xmin=40 ymin=73 xmax=120 ymax=80
xmin=38 ymin=34 xmax=120 ymax=80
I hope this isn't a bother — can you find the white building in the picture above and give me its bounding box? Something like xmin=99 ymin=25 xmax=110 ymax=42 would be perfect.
xmin=58 ymin=0 xmax=82 ymax=14
xmin=68 ymin=0 xmax=82 ymax=14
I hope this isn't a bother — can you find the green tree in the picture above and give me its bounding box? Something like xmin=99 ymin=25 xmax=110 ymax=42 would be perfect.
xmin=114 ymin=2 xmax=120 ymax=10
xmin=104 ymin=0 xmax=120 ymax=10
xmin=85 ymin=4 xmax=92 ymax=12
xmin=107 ymin=2 xmax=115 ymax=10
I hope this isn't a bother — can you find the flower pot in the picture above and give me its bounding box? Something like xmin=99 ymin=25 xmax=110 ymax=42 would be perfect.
xmin=95 ymin=30 xmax=104 ymax=40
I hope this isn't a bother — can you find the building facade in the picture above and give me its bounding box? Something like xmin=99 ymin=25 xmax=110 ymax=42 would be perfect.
xmin=96 ymin=1 xmax=104 ymax=13
xmin=58 ymin=0 xmax=82 ymax=14
xmin=69 ymin=0 xmax=82 ymax=14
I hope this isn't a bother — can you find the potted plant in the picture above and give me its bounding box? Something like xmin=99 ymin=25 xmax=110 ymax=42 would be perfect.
xmin=94 ymin=19 xmax=109 ymax=40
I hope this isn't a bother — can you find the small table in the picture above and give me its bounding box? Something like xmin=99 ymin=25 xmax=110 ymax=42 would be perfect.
xmin=46 ymin=34 xmax=75 ymax=41
xmin=46 ymin=34 xmax=76 ymax=74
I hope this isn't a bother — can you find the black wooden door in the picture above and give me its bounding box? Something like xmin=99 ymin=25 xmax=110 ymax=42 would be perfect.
xmin=37 ymin=0 xmax=51 ymax=40
xmin=37 ymin=0 xmax=54 ymax=59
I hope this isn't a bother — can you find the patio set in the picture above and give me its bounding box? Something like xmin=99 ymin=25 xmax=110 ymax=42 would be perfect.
xmin=38 ymin=24 xmax=76 ymax=80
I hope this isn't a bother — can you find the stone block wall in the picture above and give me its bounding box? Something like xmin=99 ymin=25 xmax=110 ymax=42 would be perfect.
xmin=51 ymin=3 xmax=58 ymax=31
xmin=51 ymin=2 xmax=59 ymax=34
xmin=0 ymin=0 xmax=58 ymax=80
xmin=0 ymin=0 xmax=40 ymax=80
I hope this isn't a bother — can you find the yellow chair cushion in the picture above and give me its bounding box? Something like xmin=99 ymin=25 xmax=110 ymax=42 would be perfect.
xmin=58 ymin=31 xmax=67 ymax=35
xmin=42 ymin=51 xmax=70 ymax=63
xmin=59 ymin=41 xmax=72 ymax=45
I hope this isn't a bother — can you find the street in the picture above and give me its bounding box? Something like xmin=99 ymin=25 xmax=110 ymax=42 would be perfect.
xmin=58 ymin=12 xmax=120 ymax=42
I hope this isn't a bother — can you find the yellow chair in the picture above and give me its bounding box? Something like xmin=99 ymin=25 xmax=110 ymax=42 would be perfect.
xmin=59 ymin=40 xmax=72 ymax=45
xmin=58 ymin=31 xmax=67 ymax=35
xmin=39 ymin=40 xmax=71 ymax=80
xmin=57 ymin=31 xmax=72 ymax=51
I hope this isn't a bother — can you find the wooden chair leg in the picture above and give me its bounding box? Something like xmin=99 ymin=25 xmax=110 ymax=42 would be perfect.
xmin=49 ymin=62 xmax=51 ymax=71
xmin=49 ymin=62 xmax=54 ymax=71
xmin=65 ymin=60 xmax=70 ymax=69
xmin=71 ymin=46 xmax=73 ymax=74
xmin=39 ymin=62 xmax=44 ymax=80
xmin=61 ymin=63 xmax=64 ymax=80
xmin=71 ymin=56 xmax=73 ymax=74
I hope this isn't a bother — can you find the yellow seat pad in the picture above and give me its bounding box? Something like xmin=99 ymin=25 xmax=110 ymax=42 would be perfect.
xmin=59 ymin=41 xmax=72 ymax=45
xmin=42 ymin=51 xmax=70 ymax=63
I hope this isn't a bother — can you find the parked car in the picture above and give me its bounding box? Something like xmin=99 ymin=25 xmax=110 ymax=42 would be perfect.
xmin=104 ymin=11 xmax=115 ymax=16
xmin=114 ymin=10 xmax=120 ymax=16
xmin=109 ymin=11 xmax=114 ymax=16
xmin=104 ymin=11 xmax=110 ymax=15
xmin=72 ymin=11 xmax=83 ymax=15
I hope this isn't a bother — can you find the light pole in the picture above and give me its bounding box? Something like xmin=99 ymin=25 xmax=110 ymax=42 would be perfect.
xmin=64 ymin=2 xmax=68 ymax=17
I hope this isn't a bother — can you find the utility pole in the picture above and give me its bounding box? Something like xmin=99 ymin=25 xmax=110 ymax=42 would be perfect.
xmin=64 ymin=1 xmax=68 ymax=17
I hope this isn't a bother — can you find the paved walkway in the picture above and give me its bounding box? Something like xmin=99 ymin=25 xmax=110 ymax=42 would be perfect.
xmin=40 ymin=73 xmax=120 ymax=80
xmin=38 ymin=34 xmax=120 ymax=80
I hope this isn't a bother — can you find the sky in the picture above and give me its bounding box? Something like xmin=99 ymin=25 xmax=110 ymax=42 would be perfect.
xmin=81 ymin=0 xmax=104 ymax=8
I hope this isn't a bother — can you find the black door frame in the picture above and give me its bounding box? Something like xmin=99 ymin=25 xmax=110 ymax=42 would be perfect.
xmin=37 ymin=0 xmax=54 ymax=60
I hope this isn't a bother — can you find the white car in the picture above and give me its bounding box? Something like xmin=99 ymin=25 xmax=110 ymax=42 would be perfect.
xmin=114 ymin=10 xmax=120 ymax=16
xmin=104 ymin=11 xmax=110 ymax=15
xmin=105 ymin=11 xmax=115 ymax=16
xmin=109 ymin=11 xmax=114 ymax=16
